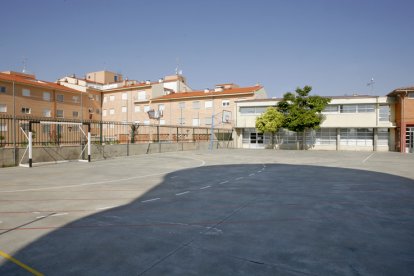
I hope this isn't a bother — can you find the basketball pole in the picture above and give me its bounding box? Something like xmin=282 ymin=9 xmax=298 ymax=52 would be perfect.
xmin=28 ymin=122 xmax=33 ymax=168
xmin=87 ymin=123 xmax=91 ymax=162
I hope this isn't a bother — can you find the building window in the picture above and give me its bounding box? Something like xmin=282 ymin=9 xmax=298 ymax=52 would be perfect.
xmin=73 ymin=111 xmax=79 ymax=118
xmin=205 ymin=101 xmax=213 ymax=109
xmin=222 ymin=100 xmax=230 ymax=107
xmin=340 ymin=104 xmax=375 ymax=113
xmin=239 ymin=106 xmax=267 ymax=115
xmin=144 ymin=120 xmax=150 ymax=125
xmin=158 ymin=104 xmax=165 ymax=111
xmin=357 ymin=104 xmax=375 ymax=113
xmin=322 ymin=105 xmax=339 ymax=113
xmin=56 ymin=110 xmax=64 ymax=118
xmin=137 ymin=91 xmax=146 ymax=101
xmin=160 ymin=119 xmax=165 ymax=125
xmin=0 ymin=124 xmax=7 ymax=132
xmin=43 ymin=109 xmax=51 ymax=117
xmin=109 ymin=108 xmax=115 ymax=115
xmin=378 ymin=128 xmax=389 ymax=146
xmin=21 ymin=107 xmax=31 ymax=114
xmin=72 ymin=96 xmax=79 ymax=103
xmin=192 ymin=118 xmax=200 ymax=126
xmin=114 ymin=75 xmax=118 ymax=82
xmin=312 ymin=128 xmax=337 ymax=145
xmin=43 ymin=92 xmax=51 ymax=101
xmin=192 ymin=101 xmax=200 ymax=109
xmin=122 ymin=106 xmax=127 ymax=113
xmin=144 ymin=105 xmax=150 ymax=112
xmin=122 ymin=93 xmax=128 ymax=100
xmin=103 ymin=96 xmax=107 ymax=103
xmin=22 ymin=89 xmax=30 ymax=97
xmin=103 ymin=109 xmax=107 ymax=116
xmin=204 ymin=117 xmax=212 ymax=125
xmin=0 ymin=86 xmax=6 ymax=93
xmin=340 ymin=128 xmax=373 ymax=146
xmin=56 ymin=94 xmax=64 ymax=102
xmin=379 ymin=105 xmax=390 ymax=122
xmin=0 ymin=104 xmax=6 ymax=113
xmin=340 ymin=105 xmax=357 ymax=113
xmin=134 ymin=106 xmax=140 ymax=113
xmin=408 ymin=92 xmax=414 ymax=98
xmin=109 ymin=95 xmax=115 ymax=101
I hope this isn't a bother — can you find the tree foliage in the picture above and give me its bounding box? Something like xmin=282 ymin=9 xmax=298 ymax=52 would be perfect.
xmin=255 ymin=107 xmax=284 ymax=148
xmin=277 ymin=86 xmax=330 ymax=133
xmin=255 ymin=107 xmax=284 ymax=134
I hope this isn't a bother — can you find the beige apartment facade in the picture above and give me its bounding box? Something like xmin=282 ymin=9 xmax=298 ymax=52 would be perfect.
xmin=235 ymin=95 xmax=396 ymax=151
xmin=0 ymin=71 xmax=101 ymax=121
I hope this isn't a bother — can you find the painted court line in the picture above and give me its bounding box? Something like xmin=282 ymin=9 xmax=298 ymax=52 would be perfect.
xmin=362 ymin=152 xmax=376 ymax=163
xmin=0 ymin=250 xmax=44 ymax=276
xmin=235 ymin=177 xmax=244 ymax=180
xmin=51 ymin=213 xmax=68 ymax=217
xmin=96 ymin=206 xmax=119 ymax=210
xmin=200 ymin=185 xmax=211 ymax=190
xmin=219 ymin=180 xmax=229 ymax=184
xmin=176 ymin=191 xmax=190 ymax=196
xmin=141 ymin=198 xmax=160 ymax=203
xmin=0 ymin=156 xmax=206 ymax=193
xmin=249 ymin=173 xmax=255 ymax=176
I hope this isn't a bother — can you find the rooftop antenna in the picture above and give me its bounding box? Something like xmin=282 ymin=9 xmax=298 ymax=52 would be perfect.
xmin=22 ymin=57 xmax=28 ymax=73
xmin=175 ymin=57 xmax=180 ymax=75
xmin=367 ymin=77 xmax=375 ymax=94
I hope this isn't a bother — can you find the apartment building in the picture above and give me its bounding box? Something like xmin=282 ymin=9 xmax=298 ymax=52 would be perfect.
xmin=235 ymin=95 xmax=396 ymax=151
xmin=388 ymin=87 xmax=414 ymax=153
xmin=150 ymin=84 xmax=267 ymax=128
xmin=0 ymin=71 xmax=101 ymax=121
xmin=58 ymin=70 xmax=266 ymax=128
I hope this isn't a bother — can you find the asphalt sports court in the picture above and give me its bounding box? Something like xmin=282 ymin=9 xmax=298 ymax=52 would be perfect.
xmin=0 ymin=149 xmax=413 ymax=275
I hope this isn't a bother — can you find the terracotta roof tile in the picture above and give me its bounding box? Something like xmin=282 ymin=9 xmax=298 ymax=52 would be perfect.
xmin=0 ymin=73 xmax=81 ymax=93
xmin=153 ymin=85 xmax=263 ymax=101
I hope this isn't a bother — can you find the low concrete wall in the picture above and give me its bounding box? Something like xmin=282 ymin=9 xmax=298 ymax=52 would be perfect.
xmin=0 ymin=140 xmax=235 ymax=167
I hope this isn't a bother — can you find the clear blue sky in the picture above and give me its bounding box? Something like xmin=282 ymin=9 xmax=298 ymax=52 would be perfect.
xmin=2 ymin=0 xmax=413 ymax=97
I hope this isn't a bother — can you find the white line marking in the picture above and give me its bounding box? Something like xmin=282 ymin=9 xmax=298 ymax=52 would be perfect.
xmin=0 ymin=156 xmax=206 ymax=193
xmin=219 ymin=180 xmax=229 ymax=184
xmin=36 ymin=216 xmax=46 ymax=219
xmin=96 ymin=206 xmax=118 ymax=210
xmin=141 ymin=198 xmax=160 ymax=203
xmin=362 ymin=152 xmax=376 ymax=163
xmin=235 ymin=177 xmax=244 ymax=180
xmin=249 ymin=173 xmax=255 ymax=176
xmin=200 ymin=185 xmax=211 ymax=190
xmin=51 ymin=213 xmax=68 ymax=217
xmin=257 ymin=171 xmax=262 ymax=173
xmin=170 ymin=176 xmax=178 ymax=179
xmin=176 ymin=191 xmax=190 ymax=196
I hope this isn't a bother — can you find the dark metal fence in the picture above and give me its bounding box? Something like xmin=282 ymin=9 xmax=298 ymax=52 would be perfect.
xmin=0 ymin=115 xmax=233 ymax=147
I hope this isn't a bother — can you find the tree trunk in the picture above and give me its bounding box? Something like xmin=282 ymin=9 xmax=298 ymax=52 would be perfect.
xmin=302 ymin=129 xmax=306 ymax=150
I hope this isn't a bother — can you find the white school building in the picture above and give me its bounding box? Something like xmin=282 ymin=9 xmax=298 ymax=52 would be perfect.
xmin=234 ymin=95 xmax=396 ymax=151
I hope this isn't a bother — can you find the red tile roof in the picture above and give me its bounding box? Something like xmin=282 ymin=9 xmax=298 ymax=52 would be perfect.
xmin=0 ymin=72 xmax=81 ymax=94
xmin=153 ymin=85 xmax=263 ymax=101
xmin=388 ymin=86 xmax=414 ymax=96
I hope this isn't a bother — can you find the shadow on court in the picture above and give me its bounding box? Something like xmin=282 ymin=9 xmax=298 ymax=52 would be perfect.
xmin=1 ymin=163 xmax=414 ymax=275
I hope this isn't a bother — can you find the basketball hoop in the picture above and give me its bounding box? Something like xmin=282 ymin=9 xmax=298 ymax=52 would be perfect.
xmin=222 ymin=110 xmax=232 ymax=124
xmin=147 ymin=109 xmax=162 ymax=119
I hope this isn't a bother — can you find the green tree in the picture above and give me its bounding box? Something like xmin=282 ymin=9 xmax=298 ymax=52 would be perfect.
xmin=277 ymin=86 xmax=331 ymax=149
xmin=255 ymin=107 xmax=284 ymax=149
